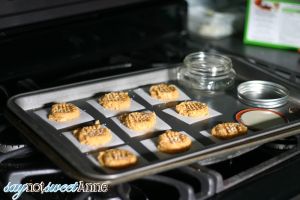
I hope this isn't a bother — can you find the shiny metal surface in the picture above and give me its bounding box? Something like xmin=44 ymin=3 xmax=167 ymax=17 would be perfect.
xmin=237 ymin=80 xmax=289 ymax=108
xmin=198 ymin=145 xmax=259 ymax=165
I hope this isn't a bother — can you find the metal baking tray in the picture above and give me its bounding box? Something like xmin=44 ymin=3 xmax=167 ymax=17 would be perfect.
xmin=6 ymin=56 xmax=300 ymax=185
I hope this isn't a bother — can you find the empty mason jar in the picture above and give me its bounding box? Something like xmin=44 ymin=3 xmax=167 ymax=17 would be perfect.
xmin=178 ymin=52 xmax=236 ymax=91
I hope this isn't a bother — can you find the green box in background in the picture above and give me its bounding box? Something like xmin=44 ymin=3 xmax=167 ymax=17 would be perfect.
xmin=244 ymin=0 xmax=300 ymax=50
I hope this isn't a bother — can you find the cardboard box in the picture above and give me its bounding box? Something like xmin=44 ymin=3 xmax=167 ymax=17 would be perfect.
xmin=244 ymin=0 xmax=300 ymax=50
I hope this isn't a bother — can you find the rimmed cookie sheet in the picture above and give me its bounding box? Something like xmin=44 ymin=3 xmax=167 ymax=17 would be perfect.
xmin=8 ymin=65 xmax=300 ymax=184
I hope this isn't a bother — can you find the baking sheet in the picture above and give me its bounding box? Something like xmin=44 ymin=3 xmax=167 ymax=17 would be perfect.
xmin=7 ymin=64 xmax=300 ymax=184
xmin=199 ymin=130 xmax=221 ymax=143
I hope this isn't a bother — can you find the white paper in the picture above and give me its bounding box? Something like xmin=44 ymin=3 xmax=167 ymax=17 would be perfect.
xmin=63 ymin=125 xmax=124 ymax=153
xmin=111 ymin=111 xmax=171 ymax=137
xmin=199 ymin=130 xmax=221 ymax=143
xmin=163 ymin=107 xmax=222 ymax=125
xmin=141 ymin=131 xmax=203 ymax=159
xmin=87 ymin=145 xmax=147 ymax=172
xmin=134 ymin=86 xmax=190 ymax=106
xmin=87 ymin=98 xmax=145 ymax=118
xmin=34 ymin=107 xmax=94 ymax=130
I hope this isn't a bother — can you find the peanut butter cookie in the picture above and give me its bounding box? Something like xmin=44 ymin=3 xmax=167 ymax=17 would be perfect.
xmin=98 ymin=149 xmax=138 ymax=169
xmin=120 ymin=111 xmax=156 ymax=131
xmin=157 ymin=130 xmax=192 ymax=154
xmin=48 ymin=103 xmax=80 ymax=122
xmin=99 ymin=92 xmax=131 ymax=111
xmin=73 ymin=120 xmax=112 ymax=146
xmin=175 ymin=101 xmax=208 ymax=117
xmin=149 ymin=83 xmax=179 ymax=101
xmin=211 ymin=122 xmax=248 ymax=139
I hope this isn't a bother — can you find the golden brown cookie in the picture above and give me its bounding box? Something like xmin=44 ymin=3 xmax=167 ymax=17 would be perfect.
xmin=99 ymin=92 xmax=131 ymax=111
xmin=73 ymin=120 xmax=112 ymax=146
xmin=175 ymin=101 xmax=208 ymax=117
xmin=98 ymin=149 xmax=138 ymax=169
xmin=157 ymin=130 xmax=192 ymax=154
xmin=120 ymin=111 xmax=156 ymax=131
xmin=48 ymin=103 xmax=80 ymax=122
xmin=211 ymin=122 xmax=248 ymax=139
xmin=149 ymin=83 xmax=179 ymax=101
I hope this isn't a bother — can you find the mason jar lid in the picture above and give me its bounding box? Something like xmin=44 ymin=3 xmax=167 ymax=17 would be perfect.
xmin=237 ymin=80 xmax=289 ymax=108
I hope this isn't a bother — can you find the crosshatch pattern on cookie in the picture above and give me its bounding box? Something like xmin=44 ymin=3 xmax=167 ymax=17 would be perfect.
xmin=87 ymin=98 xmax=145 ymax=118
xmin=34 ymin=107 xmax=94 ymax=130
xmin=87 ymin=145 xmax=148 ymax=173
xmin=134 ymin=85 xmax=190 ymax=106
xmin=111 ymin=111 xmax=171 ymax=137
xmin=63 ymin=124 xmax=124 ymax=153
xmin=140 ymin=131 xmax=204 ymax=160
xmin=163 ymin=107 xmax=222 ymax=125
xmin=149 ymin=84 xmax=179 ymax=101
xmin=200 ymin=125 xmax=248 ymax=142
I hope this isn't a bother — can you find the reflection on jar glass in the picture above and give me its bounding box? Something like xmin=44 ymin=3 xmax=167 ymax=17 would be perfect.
xmin=178 ymin=52 xmax=236 ymax=91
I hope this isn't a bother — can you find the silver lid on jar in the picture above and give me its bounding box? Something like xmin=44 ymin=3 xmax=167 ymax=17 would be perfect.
xmin=237 ymin=80 xmax=289 ymax=108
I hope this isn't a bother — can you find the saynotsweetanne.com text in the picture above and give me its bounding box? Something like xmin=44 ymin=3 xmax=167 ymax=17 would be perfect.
xmin=3 ymin=181 xmax=109 ymax=200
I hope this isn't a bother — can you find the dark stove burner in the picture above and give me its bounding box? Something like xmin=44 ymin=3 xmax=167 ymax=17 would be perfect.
xmin=0 ymin=146 xmax=35 ymax=170
xmin=130 ymin=175 xmax=195 ymax=200
xmin=264 ymin=136 xmax=299 ymax=150
xmin=0 ymin=119 xmax=27 ymax=153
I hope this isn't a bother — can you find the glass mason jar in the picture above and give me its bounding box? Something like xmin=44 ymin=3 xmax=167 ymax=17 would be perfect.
xmin=178 ymin=52 xmax=236 ymax=91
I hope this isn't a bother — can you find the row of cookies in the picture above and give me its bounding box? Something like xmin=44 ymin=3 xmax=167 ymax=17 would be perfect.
xmin=97 ymin=121 xmax=248 ymax=170
xmin=43 ymin=83 xmax=248 ymax=170
xmin=45 ymin=83 xmax=209 ymax=128
xmin=46 ymin=100 xmax=247 ymax=142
